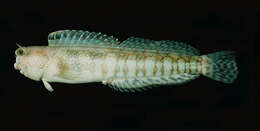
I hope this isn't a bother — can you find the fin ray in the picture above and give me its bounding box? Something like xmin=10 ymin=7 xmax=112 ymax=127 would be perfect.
xmin=203 ymin=51 xmax=238 ymax=83
xmin=105 ymin=74 xmax=199 ymax=92
xmin=120 ymin=37 xmax=200 ymax=55
xmin=48 ymin=30 xmax=120 ymax=47
xmin=49 ymin=30 xmax=199 ymax=55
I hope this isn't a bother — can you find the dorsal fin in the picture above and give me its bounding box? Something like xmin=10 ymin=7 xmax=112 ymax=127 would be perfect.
xmin=48 ymin=30 xmax=120 ymax=47
xmin=120 ymin=37 xmax=200 ymax=55
xmin=48 ymin=30 xmax=200 ymax=55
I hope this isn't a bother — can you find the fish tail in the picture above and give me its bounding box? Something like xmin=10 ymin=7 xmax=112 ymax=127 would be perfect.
xmin=202 ymin=51 xmax=238 ymax=83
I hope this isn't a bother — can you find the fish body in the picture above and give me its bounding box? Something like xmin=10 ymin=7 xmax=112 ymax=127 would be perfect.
xmin=14 ymin=30 xmax=238 ymax=92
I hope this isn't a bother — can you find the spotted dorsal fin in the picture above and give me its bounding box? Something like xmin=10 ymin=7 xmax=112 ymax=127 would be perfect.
xmin=120 ymin=37 xmax=200 ymax=55
xmin=48 ymin=30 xmax=120 ymax=47
xmin=48 ymin=30 xmax=200 ymax=55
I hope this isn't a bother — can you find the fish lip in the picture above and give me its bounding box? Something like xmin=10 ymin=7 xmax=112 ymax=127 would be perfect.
xmin=14 ymin=63 xmax=23 ymax=74
xmin=14 ymin=63 xmax=26 ymax=76
xmin=14 ymin=63 xmax=18 ymax=70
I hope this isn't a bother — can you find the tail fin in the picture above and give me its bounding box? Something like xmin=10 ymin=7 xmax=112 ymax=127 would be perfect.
xmin=203 ymin=51 xmax=238 ymax=83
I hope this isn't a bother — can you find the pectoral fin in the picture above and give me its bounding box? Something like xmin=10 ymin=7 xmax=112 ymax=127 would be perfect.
xmin=42 ymin=79 xmax=54 ymax=92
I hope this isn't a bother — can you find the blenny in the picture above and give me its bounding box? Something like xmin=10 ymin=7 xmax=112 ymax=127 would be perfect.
xmin=14 ymin=30 xmax=238 ymax=92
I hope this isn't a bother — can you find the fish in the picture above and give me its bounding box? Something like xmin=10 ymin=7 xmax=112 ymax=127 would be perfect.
xmin=14 ymin=30 xmax=238 ymax=92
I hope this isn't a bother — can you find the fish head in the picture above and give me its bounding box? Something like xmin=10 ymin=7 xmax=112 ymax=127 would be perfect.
xmin=14 ymin=45 xmax=49 ymax=81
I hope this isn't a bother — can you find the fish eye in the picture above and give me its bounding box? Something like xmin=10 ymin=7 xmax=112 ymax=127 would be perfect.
xmin=15 ymin=48 xmax=25 ymax=56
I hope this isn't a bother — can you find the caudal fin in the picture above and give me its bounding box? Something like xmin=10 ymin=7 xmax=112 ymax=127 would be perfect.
xmin=203 ymin=51 xmax=238 ymax=83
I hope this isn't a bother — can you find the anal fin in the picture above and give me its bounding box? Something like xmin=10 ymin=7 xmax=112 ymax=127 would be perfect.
xmin=104 ymin=74 xmax=199 ymax=92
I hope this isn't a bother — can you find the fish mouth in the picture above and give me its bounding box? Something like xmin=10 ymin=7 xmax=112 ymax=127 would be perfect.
xmin=14 ymin=62 xmax=29 ymax=78
xmin=14 ymin=63 xmax=19 ymax=70
xmin=14 ymin=63 xmax=23 ymax=74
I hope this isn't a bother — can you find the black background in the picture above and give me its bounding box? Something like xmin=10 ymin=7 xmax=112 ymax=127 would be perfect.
xmin=1 ymin=1 xmax=256 ymax=131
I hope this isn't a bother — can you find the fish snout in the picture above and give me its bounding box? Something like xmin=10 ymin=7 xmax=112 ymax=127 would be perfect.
xmin=14 ymin=63 xmax=20 ymax=70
